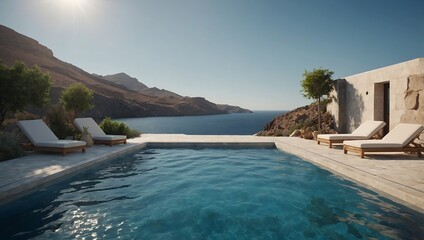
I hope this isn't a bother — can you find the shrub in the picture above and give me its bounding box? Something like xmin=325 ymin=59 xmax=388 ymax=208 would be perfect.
xmin=15 ymin=112 xmax=39 ymax=121
xmin=288 ymin=123 xmax=303 ymax=134
xmin=45 ymin=104 xmax=74 ymax=139
xmin=0 ymin=61 xmax=52 ymax=128
xmin=303 ymin=117 xmax=316 ymax=128
xmin=0 ymin=131 xmax=25 ymax=161
xmin=127 ymin=129 xmax=142 ymax=138
xmin=99 ymin=117 xmax=141 ymax=138
xmin=60 ymin=83 xmax=93 ymax=118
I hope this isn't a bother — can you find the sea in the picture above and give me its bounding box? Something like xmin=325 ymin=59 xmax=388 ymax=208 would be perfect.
xmin=116 ymin=111 xmax=285 ymax=135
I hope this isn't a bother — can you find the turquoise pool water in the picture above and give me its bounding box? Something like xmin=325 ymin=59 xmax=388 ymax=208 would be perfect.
xmin=0 ymin=148 xmax=423 ymax=239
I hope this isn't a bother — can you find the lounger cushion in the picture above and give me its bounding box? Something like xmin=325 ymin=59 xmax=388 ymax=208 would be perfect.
xmin=92 ymin=135 xmax=127 ymax=141
xmin=317 ymin=134 xmax=369 ymax=140
xmin=317 ymin=121 xmax=385 ymax=143
xmin=74 ymin=118 xmax=127 ymax=144
xmin=381 ymin=123 xmax=424 ymax=146
xmin=74 ymin=118 xmax=107 ymax=137
xmin=36 ymin=140 xmax=87 ymax=148
xmin=18 ymin=119 xmax=86 ymax=150
xmin=350 ymin=121 xmax=386 ymax=137
xmin=344 ymin=123 xmax=424 ymax=149
xmin=343 ymin=140 xmax=403 ymax=149
xmin=17 ymin=119 xmax=59 ymax=144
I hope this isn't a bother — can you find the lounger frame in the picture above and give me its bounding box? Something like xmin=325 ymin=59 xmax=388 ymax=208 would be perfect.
xmin=94 ymin=138 xmax=127 ymax=146
xmin=33 ymin=145 xmax=86 ymax=156
xmin=343 ymin=138 xmax=423 ymax=158
xmin=317 ymin=132 xmax=381 ymax=148
xmin=73 ymin=118 xmax=127 ymax=146
xmin=317 ymin=138 xmax=343 ymax=148
xmin=17 ymin=119 xmax=87 ymax=156
xmin=317 ymin=138 xmax=345 ymax=148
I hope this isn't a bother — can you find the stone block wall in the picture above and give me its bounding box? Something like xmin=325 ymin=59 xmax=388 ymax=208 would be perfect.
xmin=400 ymin=74 xmax=424 ymax=142
xmin=327 ymin=58 xmax=424 ymax=134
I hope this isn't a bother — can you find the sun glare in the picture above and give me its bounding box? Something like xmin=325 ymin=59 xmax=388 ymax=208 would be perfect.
xmin=42 ymin=0 xmax=93 ymax=16
xmin=41 ymin=0 xmax=98 ymax=27
xmin=62 ymin=0 xmax=88 ymax=12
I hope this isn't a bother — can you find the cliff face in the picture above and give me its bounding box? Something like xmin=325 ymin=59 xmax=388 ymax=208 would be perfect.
xmin=257 ymin=102 xmax=336 ymax=136
xmin=0 ymin=24 xmax=250 ymax=119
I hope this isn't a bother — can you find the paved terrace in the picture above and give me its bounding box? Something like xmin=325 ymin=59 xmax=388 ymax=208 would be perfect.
xmin=0 ymin=134 xmax=423 ymax=213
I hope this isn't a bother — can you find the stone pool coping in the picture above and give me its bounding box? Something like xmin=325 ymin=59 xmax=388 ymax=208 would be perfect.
xmin=0 ymin=134 xmax=423 ymax=213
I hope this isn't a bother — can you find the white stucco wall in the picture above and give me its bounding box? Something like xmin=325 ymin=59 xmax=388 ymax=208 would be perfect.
xmin=328 ymin=58 xmax=424 ymax=133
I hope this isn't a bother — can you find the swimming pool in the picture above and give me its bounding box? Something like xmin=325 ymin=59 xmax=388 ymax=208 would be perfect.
xmin=0 ymin=148 xmax=423 ymax=239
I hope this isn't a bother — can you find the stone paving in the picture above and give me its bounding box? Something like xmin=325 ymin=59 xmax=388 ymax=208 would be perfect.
xmin=1 ymin=134 xmax=423 ymax=213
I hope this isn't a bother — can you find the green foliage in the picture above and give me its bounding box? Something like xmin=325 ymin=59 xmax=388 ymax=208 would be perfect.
xmin=99 ymin=117 xmax=141 ymax=138
xmin=303 ymin=117 xmax=315 ymax=128
xmin=321 ymin=97 xmax=332 ymax=106
xmin=288 ymin=123 xmax=304 ymax=134
xmin=128 ymin=129 xmax=142 ymax=139
xmin=301 ymin=68 xmax=334 ymax=101
xmin=82 ymin=126 xmax=89 ymax=134
xmin=45 ymin=104 xmax=74 ymax=139
xmin=0 ymin=131 xmax=25 ymax=161
xmin=300 ymin=68 xmax=334 ymax=131
xmin=60 ymin=83 xmax=94 ymax=118
xmin=288 ymin=116 xmax=317 ymax=134
xmin=0 ymin=61 xmax=52 ymax=128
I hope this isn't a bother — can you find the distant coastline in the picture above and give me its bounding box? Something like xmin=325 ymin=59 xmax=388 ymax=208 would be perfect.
xmin=117 ymin=111 xmax=285 ymax=135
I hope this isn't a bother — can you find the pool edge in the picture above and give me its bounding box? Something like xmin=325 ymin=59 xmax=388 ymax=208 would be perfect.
xmin=275 ymin=141 xmax=424 ymax=214
xmin=0 ymin=143 xmax=147 ymax=206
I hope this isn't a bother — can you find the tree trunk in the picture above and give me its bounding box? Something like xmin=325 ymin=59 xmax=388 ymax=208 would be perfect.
xmin=317 ymin=97 xmax=321 ymax=132
xmin=73 ymin=109 xmax=78 ymax=140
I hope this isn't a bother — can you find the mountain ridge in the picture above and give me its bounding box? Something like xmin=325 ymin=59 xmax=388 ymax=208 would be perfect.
xmin=0 ymin=24 xmax=251 ymax=119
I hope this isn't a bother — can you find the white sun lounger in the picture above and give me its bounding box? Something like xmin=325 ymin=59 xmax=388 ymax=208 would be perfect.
xmin=74 ymin=118 xmax=127 ymax=146
xmin=343 ymin=123 xmax=424 ymax=158
xmin=317 ymin=120 xmax=386 ymax=148
xmin=17 ymin=119 xmax=86 ymax=155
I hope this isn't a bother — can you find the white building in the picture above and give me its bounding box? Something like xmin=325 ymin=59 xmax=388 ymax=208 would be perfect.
xmin=327 ymin=58 xmax=424 ymax=135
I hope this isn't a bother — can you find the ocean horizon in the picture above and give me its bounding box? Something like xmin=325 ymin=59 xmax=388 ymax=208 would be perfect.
xmin=116 ymin=111 xmax=285 ymax=135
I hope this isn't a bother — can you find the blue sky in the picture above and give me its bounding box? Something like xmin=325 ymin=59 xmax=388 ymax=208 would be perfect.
xmin=1 ymin=0 xmax=423 ymax=110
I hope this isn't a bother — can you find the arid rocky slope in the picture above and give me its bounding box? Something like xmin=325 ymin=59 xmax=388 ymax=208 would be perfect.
xmin=0 ymin=25 xmax=250 ymax=119
xmin=97 ymin=72 xmax=252 ymax=114
xmin=257 ymin=102 xmax=336 ymax=137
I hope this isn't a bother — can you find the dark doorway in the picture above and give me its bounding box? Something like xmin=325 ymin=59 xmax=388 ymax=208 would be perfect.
xmin=383 ymin=83 xmax=390 ymax=135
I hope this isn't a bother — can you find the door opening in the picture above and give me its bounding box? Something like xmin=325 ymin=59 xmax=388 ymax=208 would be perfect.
xmin=383 ymin=83 xmax=390 ymax=136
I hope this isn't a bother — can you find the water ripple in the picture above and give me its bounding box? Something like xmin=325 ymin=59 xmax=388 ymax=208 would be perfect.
xmin=0 ymin=148 xmax=423 ymax=239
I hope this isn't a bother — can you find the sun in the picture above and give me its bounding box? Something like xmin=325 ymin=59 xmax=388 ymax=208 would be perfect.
xmin=61 ymin=0 xmax=89 ymax=12
xmin=41 ymin=0 xmax=97 ymax=26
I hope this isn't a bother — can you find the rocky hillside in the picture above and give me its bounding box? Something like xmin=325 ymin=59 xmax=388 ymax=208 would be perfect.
xmin=99 ymin=73 xmax=251 ymax=114
xmin=256 ymin=102 xmax=336 ymax=137
xmin=100 ymin=72 xmax=148 ymax=92
xmin=0 ymin=24 xmax=250 ymax=119
xmin=96 ymin=72 xmax=191 ymax=106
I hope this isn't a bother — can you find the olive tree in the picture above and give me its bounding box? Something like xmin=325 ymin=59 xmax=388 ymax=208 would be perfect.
xmin=0 ymin=61 xmax=52 ymax=128
xmin=60 ymin=82 xmax=94 ymax=118
xmin=300 ymin=68 xmax=334 ymax=131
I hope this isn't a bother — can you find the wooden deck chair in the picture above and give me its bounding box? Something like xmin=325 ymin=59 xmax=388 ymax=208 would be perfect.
xmin=317 ymin=121 xmax=386 ymax=148
xmin=74 ymin=118 xmax=127 ymax=146
xmin=17 ymin=119 xmax=86 ymax=155
xmin=343 ymin=123 xmax=424 ymax=158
